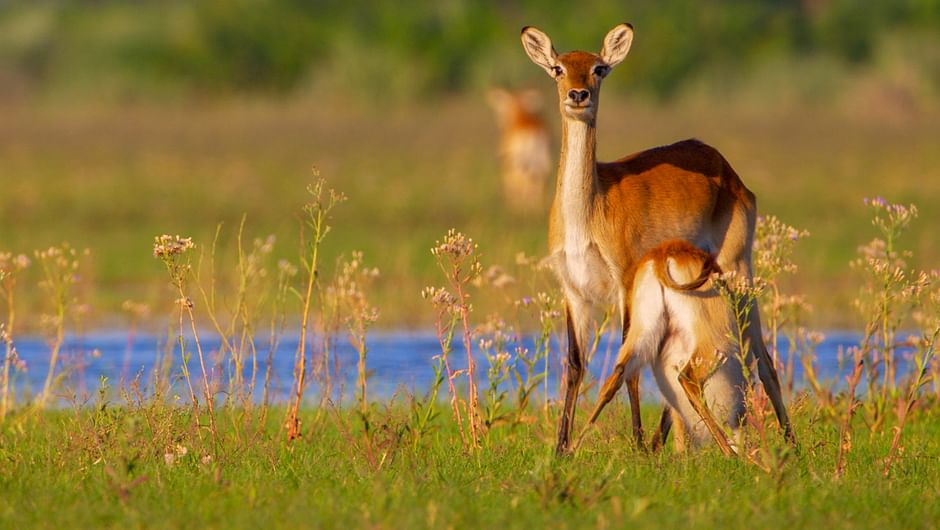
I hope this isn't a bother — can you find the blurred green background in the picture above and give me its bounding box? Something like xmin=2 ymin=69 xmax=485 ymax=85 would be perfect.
xmin=3 ymin=0 xmax=940 ymax=101
xmin=1 ymin=0 xmax=939 ymax=328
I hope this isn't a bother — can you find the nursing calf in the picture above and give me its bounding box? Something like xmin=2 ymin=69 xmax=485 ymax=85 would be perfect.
xmin=576 ymin=240 xmax=747 ymax=455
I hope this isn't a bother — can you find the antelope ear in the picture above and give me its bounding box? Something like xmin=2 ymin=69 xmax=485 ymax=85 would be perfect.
xmin=600 ymin=23 xmax=634 ymax=68
xmin=520 ymin=26 xmax=558 ymax=76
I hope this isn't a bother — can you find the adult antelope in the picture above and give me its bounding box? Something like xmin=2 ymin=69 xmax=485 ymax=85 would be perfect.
xmin=519 ymin=23 xmax=793 ymax=454
xmin=487 ymin=88 xmax=552 ymax=213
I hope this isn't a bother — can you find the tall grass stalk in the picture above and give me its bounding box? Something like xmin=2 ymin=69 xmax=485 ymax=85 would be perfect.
xmin=425 ymin=229 xmax=483 ymax=449
xmin=0 ymin=252 xmax=29 ymax=418
xmin=285 ymin=176 xmax=345 ymax=442
xmin=35 ymin=245 xmax=83 ymax=410
xmin=423 ymin=285 xmax=468 ymax=447
xmin=883 ymin=321 xmax=940 ymax=476
xmin=714 ymin=270 xmax=772 ymax=465
xmin=754 ymin=215 xmax=811 ymax=399
xmin=154 ymin=235 xmax=217 ymax=443
xmin=330 ymin=251 xmax=379 ymax=415
xmin=510 ymin=254 xmax=561 ymax=420
xmin=852 ymin=198 xmax=920 ymax=433
xmin=834 ymin=346 xmax=864 ymax=479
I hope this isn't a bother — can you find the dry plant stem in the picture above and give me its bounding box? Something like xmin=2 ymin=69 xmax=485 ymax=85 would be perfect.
xmin=932 ymin=358 xmax=940 ymax=401
xmin=834 ymin=351 xmax=864 ymax=479
xmin=38 ymin=297 xmax=65 ymax=410
xmin=356 ymin=338 xmax=367 ymax=414
xmin=453 ymin=273 xmax=480 ymax=447
xmin=178 ymin=289 xmax=218 ymax=444
xmin=435 ymin=314 xmax=468 ymax=447
xmin=175 ymin=298 xmax=198 ymax=410
xmin=426 ymin=230 xmax=483 ymax=449
xmin=285 ymin=179 xmax=342 ymax=442
xmin=286 ymin=232 xmax=319 ymax=442
xmin=0 ymin=336 xmax=12 ymax=417
xmin=769 ymin=284 xmax=780 ymax=367
xmin=1 ymin=283 xmax=15 ymax=418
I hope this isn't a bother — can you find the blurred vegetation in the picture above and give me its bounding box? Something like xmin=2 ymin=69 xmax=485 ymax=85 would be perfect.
xmin=1 ymin=0 xmax=940 ymax=101
xmin=1 ymin=1 xmax=939 ymax=328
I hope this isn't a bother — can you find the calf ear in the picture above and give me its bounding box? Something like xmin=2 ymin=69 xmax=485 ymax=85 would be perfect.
xmin=600 ymin=23 xmax=634 ymax=68
xmin=520 ymin=26 xmax=558 ymax=76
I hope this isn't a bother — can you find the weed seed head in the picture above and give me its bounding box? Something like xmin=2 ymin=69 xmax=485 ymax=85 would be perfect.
xmin=0 ymin=252 xmax=30 ymax=275
xmin=152 ymin=235 xmax=195 ymax=259
xmin=431 ymin=229 xmax=477 ymax=259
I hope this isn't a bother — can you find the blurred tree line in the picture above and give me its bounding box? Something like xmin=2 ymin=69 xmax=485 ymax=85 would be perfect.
xmin=0 ymin=0 xmax=938 ymax=101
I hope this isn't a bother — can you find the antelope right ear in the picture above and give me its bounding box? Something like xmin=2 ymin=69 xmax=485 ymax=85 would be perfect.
xmin=520 ymin=26 xmax=558 ymax=76
xmin=600 ymin=23 xmax=634 ymax=68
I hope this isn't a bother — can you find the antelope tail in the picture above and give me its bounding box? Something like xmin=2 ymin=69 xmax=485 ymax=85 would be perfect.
xmin=654 ymin=254 xmax=722 ymax=292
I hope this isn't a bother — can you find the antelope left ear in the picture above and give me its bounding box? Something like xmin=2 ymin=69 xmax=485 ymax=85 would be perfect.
xmin=600 ymin=23 xmax=634 ymax=68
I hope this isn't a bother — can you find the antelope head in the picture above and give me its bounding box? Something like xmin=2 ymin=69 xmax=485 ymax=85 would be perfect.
xmin=520 ymin=24 xmax=634 ymax=123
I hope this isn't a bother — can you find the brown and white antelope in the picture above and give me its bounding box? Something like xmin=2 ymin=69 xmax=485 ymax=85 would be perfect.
xmin=486 ymin=88 xmax=552 ymax=213
xmin=519 ymin=23 xmax=793 ymax=454
xmin=576 ymin=240 xmax=745 ymax=455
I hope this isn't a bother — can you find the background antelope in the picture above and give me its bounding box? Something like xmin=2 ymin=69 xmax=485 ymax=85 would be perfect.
xmin=486 ymin=87 xmax=552 ymax=213
xmin=519 ymin=23 xmax=793 ymax=454
xmin=576 ymin=240 xmax=746 ymax=455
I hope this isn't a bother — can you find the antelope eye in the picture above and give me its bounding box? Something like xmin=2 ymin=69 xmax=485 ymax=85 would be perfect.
xmin=593 ymin=65 xmax=610 ymax=77
xmin=551 ymin=65 xmax=564 ymax=77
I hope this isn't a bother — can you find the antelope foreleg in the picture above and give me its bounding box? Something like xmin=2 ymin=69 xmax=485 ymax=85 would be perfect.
xmin=556 ymin=308 xmax=586 ymax=455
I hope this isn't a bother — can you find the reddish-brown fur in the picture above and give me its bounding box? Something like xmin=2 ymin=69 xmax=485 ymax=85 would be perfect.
xmin=647 ymin=240 xmax=722 ymax=291
xmin=520 ymin=24 xmax=793 ymax=454
xmin=575 ymin=240 xmax=744 ymax=455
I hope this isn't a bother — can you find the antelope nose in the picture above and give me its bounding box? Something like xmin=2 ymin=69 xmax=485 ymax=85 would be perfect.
xmin=568 ymin=89 xmax=589 ymax=104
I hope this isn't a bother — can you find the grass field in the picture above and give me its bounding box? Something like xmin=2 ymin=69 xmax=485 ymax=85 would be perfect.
xmin=2 ymin=402 xmax=939 ymax=529
xmin=2 ymin=96 xmax=938 ymax=329
xmin=4 ymin=4 xmax=940 ymax=527
xmin=2 ymin=92 xmax=940 ymax=529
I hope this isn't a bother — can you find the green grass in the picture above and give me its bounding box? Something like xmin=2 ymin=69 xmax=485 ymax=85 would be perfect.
xmin=2 ymin=97 xmax=939 ymax=329
xmin=1 ymin=400 xmax=939 ymax=529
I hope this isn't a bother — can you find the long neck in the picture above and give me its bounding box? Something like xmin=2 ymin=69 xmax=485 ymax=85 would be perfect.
xmin=556 ymin=118 xmax=598 ymax=249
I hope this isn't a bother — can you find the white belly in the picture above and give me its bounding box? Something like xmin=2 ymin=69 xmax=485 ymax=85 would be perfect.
xmin=551 ymin=244 xmax=618 ymax=305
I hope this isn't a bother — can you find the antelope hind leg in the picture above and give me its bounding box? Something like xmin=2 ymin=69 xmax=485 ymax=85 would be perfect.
xmin=677 ymin=353 xmax=737 ymax=456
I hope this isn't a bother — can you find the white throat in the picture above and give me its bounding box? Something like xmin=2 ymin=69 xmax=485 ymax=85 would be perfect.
xmin=560 ymin=119 xmax=595 ymax=253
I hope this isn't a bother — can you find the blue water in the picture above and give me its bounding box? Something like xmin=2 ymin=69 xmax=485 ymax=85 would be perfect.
xmin=5 ymin=330 xmax=909 ymax=405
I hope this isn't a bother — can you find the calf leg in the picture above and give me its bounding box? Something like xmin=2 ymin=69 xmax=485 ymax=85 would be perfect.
xmin=677 ymin=350 xmax=736 ymax=456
